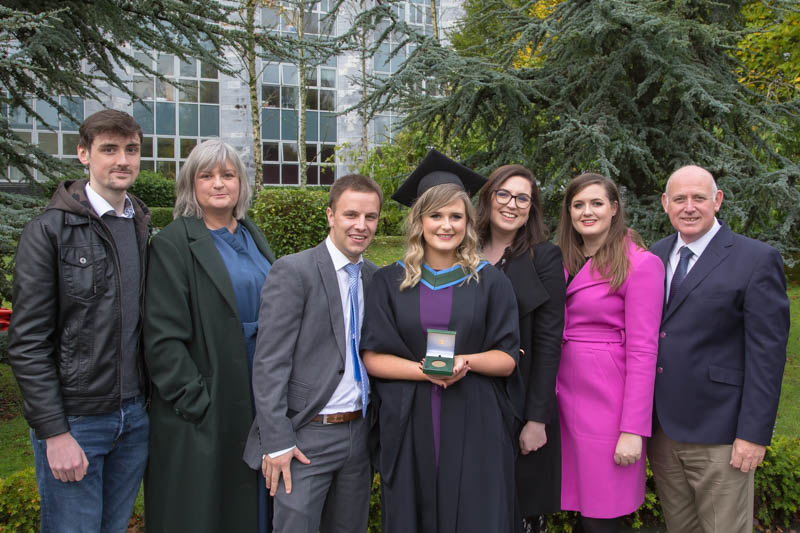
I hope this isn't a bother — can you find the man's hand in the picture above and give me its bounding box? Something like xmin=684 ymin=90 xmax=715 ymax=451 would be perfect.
xmin=730 ymin=438 xmax=766 ymax=473
xmin=46 ymin=432 xmax=89 ymax=482
xmin=262 ymin=447 xmax=311 ymax=496
xmin=519 ymin=421 xmax=547 ymax=455
xmin=613 ymin=432 xmax=642 ymax=466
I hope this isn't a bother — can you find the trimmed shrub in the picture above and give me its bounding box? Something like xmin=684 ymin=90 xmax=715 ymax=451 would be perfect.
xmin=251 ymin=188 xmax=330 ymax=258
xmin=378 ymin=202 xmax=407 ymax=237
xmin=0 ymin=468 xmax=39 ymax=533
xmin=129 ymin=171 xmax=176 ymax=208
xmin=149 ymin=207 xmax=175 ymax=229
xmin=755 ymin=435 xmax=800 ymax=529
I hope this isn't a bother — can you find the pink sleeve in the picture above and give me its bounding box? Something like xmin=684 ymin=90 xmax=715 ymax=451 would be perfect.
xmin=619 ymin=251 xmax=665 ymax=436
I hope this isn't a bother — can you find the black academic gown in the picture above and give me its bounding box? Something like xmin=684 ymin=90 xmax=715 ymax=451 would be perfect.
xmin=361 ymin=262 xmax=521 ymax=533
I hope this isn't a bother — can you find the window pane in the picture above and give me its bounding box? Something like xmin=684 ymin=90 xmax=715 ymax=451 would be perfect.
xmin=304 ymin=68 xmax=317 ymax=86
xmin=303 ymin=13 xmax=319 ymax=35
xmin=374 ymin=43 xmax=390 ymax=72
xmin=281 ymin=110 xmax=298 ymax=141
xmin=9 ymin=105 xmax=32 ymax=129
xmin=324 ymin=54 xmax=336 ymax=68
xmin=140 ymin=160 xmax=155 ymax=171
xmin=140 ymin=136 xmax=153 ymax=158
xmin=61 ymin=97 xmax=83 ymax=131
xmin=282 ymin=164 xmax=299 ymax=185
xmin=281 ymin=86 xmax=298 ymax=109
xmin=133 ymin=101 xmax=154 ymax=135
xmin=263 ymin=63 xmax=279 ymax=84
xmin=261 ymin=85 xmax=279 ymax=107
xmin=319 ymin=90 xmax=335 ymax=111
xmin=320 ymin=68 xmax=335 ymax=88
xmin=283 ymin=143 xmax=298 ymax=162
xmin=63 ymin=133 xmax=80 ymax=156
xmin=199 ymin=81 xmax=219 ymax=104
xmin=134 ymin=76 xmax=155 ymax=100
xmin=157 ymin=137 xmax=175 ymax=158
xmin=321 ymin=144 xmax=335 ymax=163
xmin=305 ymin=110 xmax=318 ymax=141
xmin=179 ymin=103 xmax=198 ymax=136
xmin=134 ymin=51 xmax=153 ymax=71
xmin=320 ymin=113 xmax=336 ymax=143
xmin=305 ymin=88 xmax=319 ymax=111
xmin=157 ymin=78 xmax=177 ymax=101
xmin=180 ymin=59 xmax=197 ymax=77
xmin=200 ymin=61 xmax=218 ymax=79
xmin=263 ymin=142 xmax=279 ymax=161
xmin=179 ymin=80 xmax=198 ymax=103
xmin=38 ymin=132 xmax=59 ymax=155
xmin=306 ymin=165 xmax=319 ymax=185
xmin=282 ymin=65 xmax=298 ymax=85
xmin=157 ymin=160 xmax=176 ymax=179
xmin=157 ymin=54 xmax=174 ymax=76
xmin=374 ymin=115 xmax=390 ymax=143
xmin=155 ymin=102 xmax=175 ymax=135
xmin=391 ymin=47 xmax=406 ymax=73
xmin=262 ymin=109 xmax=279 ymax=139
xmin=36 ymin=99 xmax=59 ymax=130
xmin=263 ymin=164 xmax=280 ymax=184
xmin=180 ymin=138 xmax=198 ymax=159
xmin=199 ymin=105 xmax=219 ymax=136
xmin=262 ymin=6 xmax=280 ymax=29
xmin=306 ymin=144 xmax=318 ymax=163
xmin=320 ymin=165 xmax=335 ymax=185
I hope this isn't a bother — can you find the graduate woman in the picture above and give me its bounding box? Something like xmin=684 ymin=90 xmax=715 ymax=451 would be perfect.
xmin=556 ymin=173 xmax=664 ymax=532
xmin=360 ymin=150 xmax=521 ymax=533
xmin=476 ymin=165 xmax=565 ymax=532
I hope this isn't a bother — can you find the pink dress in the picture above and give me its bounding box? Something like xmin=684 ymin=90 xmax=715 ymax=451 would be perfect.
xmin=557 ymin=241 xmax=664 ymax=518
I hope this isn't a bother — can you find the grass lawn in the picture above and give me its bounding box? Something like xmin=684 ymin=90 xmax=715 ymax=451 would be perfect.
xmin=775 ymin=282 xmax=800 ymax=437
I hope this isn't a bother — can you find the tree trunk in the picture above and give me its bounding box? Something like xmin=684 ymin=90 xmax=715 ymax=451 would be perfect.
xmin=298 ymin=2 xmax=308 ymax=188
xmin=430 ymin=0 xmax=439 ymax=42
xmin=245 ymin=0 xmax=263 ymax=187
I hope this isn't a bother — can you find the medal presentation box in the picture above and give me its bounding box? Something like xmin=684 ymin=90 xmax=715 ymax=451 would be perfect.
xmin=423 ymin=329 xmax=456 ymax=376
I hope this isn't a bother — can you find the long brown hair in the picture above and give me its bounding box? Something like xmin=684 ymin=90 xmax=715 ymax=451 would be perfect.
xmin=476 ymin=164 xmax=548 ymax=259
xmin=556 ymin=173 xmax=643 ymax=290
xmin=400 ymin=183 xmax=483 ymax=291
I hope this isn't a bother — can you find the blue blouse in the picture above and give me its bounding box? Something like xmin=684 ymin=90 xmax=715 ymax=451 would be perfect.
xmin=209 ymin=223 xmax=271 ymax=364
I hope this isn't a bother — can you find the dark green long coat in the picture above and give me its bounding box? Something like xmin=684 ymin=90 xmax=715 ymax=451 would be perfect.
xmin=144 ymin=216 xmax=276 ymax=533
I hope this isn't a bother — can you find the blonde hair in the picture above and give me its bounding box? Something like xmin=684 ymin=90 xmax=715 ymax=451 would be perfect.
xmin=400 ymin=183 xmax=483 ymax=290
xmin=174 ymin=138 xmax=252 ymax=220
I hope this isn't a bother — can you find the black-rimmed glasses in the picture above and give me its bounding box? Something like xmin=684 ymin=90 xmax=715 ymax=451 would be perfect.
xmin=494 ymin=189 xmax=532 ymax=208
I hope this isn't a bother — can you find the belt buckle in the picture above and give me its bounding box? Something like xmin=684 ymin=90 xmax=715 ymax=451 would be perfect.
xmin=321 ymin=414 xmax=334 ymax=425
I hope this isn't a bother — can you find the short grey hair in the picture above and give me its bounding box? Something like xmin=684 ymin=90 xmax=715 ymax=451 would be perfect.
xmin=664 ymin=165 xmax=718 ymax=205
xmin=174 ymin=138 xmax=253 ymax=220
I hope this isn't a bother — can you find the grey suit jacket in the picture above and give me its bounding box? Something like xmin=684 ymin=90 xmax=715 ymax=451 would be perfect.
xmin=243 ymin=240 xmax=377 ymax=468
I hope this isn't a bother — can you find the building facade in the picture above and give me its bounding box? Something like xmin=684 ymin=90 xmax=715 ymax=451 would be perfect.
xmin=3 ymin=0 xmax=463 ymax=186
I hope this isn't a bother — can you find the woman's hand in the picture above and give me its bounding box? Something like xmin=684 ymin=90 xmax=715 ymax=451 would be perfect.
xmin=519 ymin=421 xmax=547 ymax=455
xmin=614 ymin=432 xmax=642 ymax=466
xmin=419 ymin=355 xmax=470 ymax=388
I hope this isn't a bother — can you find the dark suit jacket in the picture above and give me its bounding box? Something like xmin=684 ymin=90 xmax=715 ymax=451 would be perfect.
xmin=650 ymin=222 xmax=789 ymax=446
xmin=243 ymin=240 xmax=377 ymax=468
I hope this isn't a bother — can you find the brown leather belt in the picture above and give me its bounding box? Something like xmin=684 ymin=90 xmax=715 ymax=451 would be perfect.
xmin=312 ymin=410 xmax=361 ymax=424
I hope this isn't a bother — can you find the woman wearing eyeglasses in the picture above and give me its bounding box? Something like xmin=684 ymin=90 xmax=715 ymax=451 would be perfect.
xmin=476 ymin=165 xmax=566 ymax=532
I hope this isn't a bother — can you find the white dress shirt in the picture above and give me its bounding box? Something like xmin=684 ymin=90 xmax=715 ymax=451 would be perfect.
xmin=665 ymin=218 xmax=721 ymax=301
xmin=85 ymin=182 xmax=135 ymax=219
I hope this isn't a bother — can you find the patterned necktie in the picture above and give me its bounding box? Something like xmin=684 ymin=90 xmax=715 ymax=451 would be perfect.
xmin=668 ymin=246 xmax=693 ymax=305
xmin=344 ymin=262 xmax=368 ymax=417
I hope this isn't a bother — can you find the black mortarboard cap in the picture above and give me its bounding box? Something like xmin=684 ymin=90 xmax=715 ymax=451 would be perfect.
xmin=392 ymin=149 xmax=487 ymax=207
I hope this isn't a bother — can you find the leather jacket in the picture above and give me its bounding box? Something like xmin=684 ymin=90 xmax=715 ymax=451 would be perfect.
xmin=8 ymin=180 xmax=151 ymax=440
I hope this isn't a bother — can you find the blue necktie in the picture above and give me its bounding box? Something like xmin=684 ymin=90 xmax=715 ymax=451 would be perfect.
xmin=344 ymin=262 xmax=368 ymax=417
xmin=668 ymin=246 xmax=693 ymax=305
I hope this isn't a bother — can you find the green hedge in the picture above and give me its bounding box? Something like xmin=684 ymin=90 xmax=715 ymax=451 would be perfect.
xmin=0 ymin=468 xmax=39 ymax=533
xmin=128 ymin=171 xmax=176 ymax=207
xmin=149 ymin=207 xmax=174 ymax=229
xmin=251 ymin=188 xmax=331 ymax=258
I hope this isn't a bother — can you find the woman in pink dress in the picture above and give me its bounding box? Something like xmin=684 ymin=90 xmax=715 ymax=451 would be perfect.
xmin=555 ymin=173 xmax=665 ymax=532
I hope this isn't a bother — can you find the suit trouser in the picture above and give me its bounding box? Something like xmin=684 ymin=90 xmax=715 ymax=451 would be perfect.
xmin=648 ymin=428 xmax=754 ymax=533
xmin=272 ymin=416 xmax=371 ymax=533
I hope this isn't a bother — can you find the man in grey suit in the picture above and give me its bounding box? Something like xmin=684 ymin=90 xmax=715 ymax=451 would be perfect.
xmin=244 ymin=174 xmax=383 ymax=532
